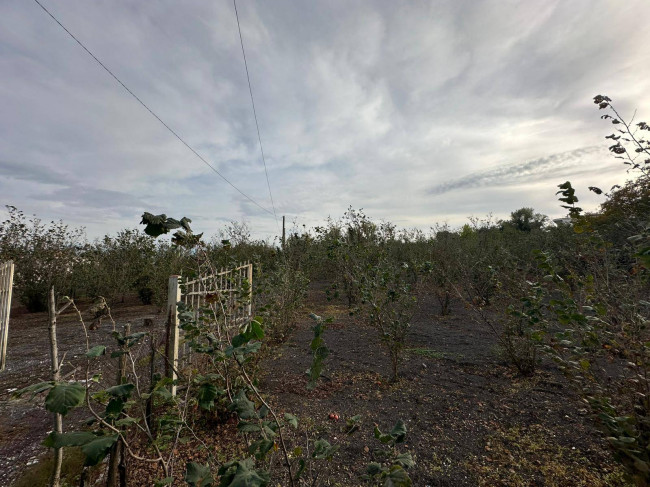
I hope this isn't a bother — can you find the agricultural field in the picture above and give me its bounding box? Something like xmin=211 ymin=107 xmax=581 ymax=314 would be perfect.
xmin=1 ymin=96 xmax=650 ymax=485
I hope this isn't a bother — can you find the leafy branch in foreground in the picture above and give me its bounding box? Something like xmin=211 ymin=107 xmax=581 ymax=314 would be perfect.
xmin=363 ymin=420 xmax=414 ymax=486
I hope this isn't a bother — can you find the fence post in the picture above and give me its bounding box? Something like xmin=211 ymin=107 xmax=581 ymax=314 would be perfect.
xmin=247 ymin=262 xmax=253 ymax=318
xmin=0 ymin=261 xmax=14 ymax=372
xmin=167 ymin=276 xmax=180 ymax=396
xmin=47 ymin=287 xmax=63 ymax=487
xmin=107 ymin=323 xmax=129 ymax=487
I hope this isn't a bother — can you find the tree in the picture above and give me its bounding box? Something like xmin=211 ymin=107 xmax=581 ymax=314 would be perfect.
xmin=504 ymin=208 xmax=548 ymax=232
xmin=0 ymin=206 xmax=85 ymax=311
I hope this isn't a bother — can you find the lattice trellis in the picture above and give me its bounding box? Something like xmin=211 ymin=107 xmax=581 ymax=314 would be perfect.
xmin=182 ymin=262 xmax=253 ymax=324
xmin=166 ymin=262 xmax=253 ymax=395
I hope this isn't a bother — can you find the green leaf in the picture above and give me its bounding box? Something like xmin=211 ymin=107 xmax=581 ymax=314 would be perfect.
xmin=105 ymin=398 xmax=125 ymax=417
xmin=197 ymin=383 xmax=219 ymax=410
xmin=237 ymin=421 xmax=261 ymax=433
xmin=251 ymin=320 xmax=264 ymax=340
xmin=217 ymin=458 xmax=270 ymax=487
xmin=394 ymin=452 xmax=415 ymax=469
xmin=43 ymin=431 xmax=96 ymax=448
xmin=366 ymin=462 xmax=383 ymax=476
xmin=45 ymin=383 xmax=86 ymax=415
xmin=384 ymin=465 xmax=412 ymax=486
xmin=185 ymin=462 xmax=213 ymax=487
xmin=374 ymin=425 xmax=393 ymax=444
xmin=312 ymin=439 xmax=339 ymax=460
xmin=14 ymin=381 xmax=54 ymax=399
xmin=115 ymin=417 xmax=139 ymax=427
xmin=250 ymin=439 xmax=275 ymax=459
xmin=284 ymin=413 xmax=298 ymax=429
xmin=85 ymin=345 xmax=106 ymax=358
xmin=228 ymin=390 xmax=257 ymax=419
xmin=105 ymin=383 xmax=135 ymax=399
xmin=81 ymin=435 xmax=118 ymax=466
xmin=314 ymin=346 xmax=329 ymax=360
xmin=390 ymin=420 xmax=407 ymax=443
xmin=231 ymin=333 xmax=248 ymax=348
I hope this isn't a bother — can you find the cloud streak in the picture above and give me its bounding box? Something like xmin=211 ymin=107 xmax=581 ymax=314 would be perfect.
xmin=428 ymin=146 xmax=605 ymax=196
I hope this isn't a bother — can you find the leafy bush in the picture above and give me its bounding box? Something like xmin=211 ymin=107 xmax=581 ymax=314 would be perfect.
xmin=0 ymin=206 xmax=85 ymax=311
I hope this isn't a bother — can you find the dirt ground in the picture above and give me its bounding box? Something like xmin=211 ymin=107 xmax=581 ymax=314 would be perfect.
xmin=0 ymin=284 xmax=630 ymax=486
xmin=0 ymin=297 xmax=166 ymax=486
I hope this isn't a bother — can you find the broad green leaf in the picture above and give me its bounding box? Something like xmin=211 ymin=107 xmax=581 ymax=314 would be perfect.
xmin=197 ymin=383 xmax=219 ymax=410
xmin=394 ymin=452 xmax=415 ymax=469
xmin=228 ymin=390 xmax=257 ymax=419
xmin=43 ymin=431 xmax=96 ymax=448
xmin=217 ymin=458 xmax=269 ymax=487
xmin=390 ymin=420 xmax=407 ymax=443
xmin=312 ymin=439 xmax=338 ymax=460
xmin=237 ymin=421 xmax=261 ymax=433
xmin=81 ymin=435 xmax=118 ymax=466
xmin=45 ymin=383 xmax=86 ymax=416
xmin=366 ymin=462 xmax=383 ymax=475
xmin=384 ymin=465 xmax=412 ymax=487
xmin=14 ymin=381 xmax=54 ymax=399
xmin=284 ymin=413 xmax=298 ymax=428
xmin=105 ymin=398 xmax=125 ymax=417
xmin=185 ymin=462 xmax=213 ymax=487
xmin=250 ymin=439 xmax=275 ymax=459
xmin=105 ymin=383 xmax=135 ymax=399
xmin=85 ymin=345 xmax=106 ymax=358
xmin=251 ymin=320 xmax=264 ymax=340
xmin=115 ymin=417 xmax=139 ymax=427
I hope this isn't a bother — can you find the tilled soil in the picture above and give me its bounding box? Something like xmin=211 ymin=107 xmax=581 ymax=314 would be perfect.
xmin=257 ymin=284 xmax=626 ymax=486
xmin=0 ymin=298 xmax=166 ymax=486
xmin=0 ymin=285 xmax=630 ymax=486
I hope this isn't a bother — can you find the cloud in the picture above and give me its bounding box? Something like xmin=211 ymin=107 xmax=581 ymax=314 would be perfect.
xmin=428 ymin=146 xmax=605 ymax=195
xmin=1 ymin=0 xmax=649 ymax=238
xmin=0 ymin=160 xmax=70 ymax=186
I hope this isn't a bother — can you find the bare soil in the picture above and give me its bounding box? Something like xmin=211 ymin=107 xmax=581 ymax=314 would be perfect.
xmin=0 ymin=284 xmax=630 ymax=486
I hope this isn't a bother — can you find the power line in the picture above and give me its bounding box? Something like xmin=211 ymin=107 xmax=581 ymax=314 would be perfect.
xmin=233 ymin=0 xmax=279 ymax=227
xmin=32 ymin=0 xmax=275 ymax=217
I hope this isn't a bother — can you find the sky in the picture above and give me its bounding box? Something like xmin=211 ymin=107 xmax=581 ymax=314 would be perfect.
xmin=1 ymin=0 xmax=649 ymax=241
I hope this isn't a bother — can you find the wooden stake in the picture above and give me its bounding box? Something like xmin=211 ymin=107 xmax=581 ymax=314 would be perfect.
xmin=47 ymin=287 xmax=63 ymax=487
xmin=167 ymin=276 xmax=180 ymax=396
xmin=107 ymin=323 xmax=129 ymax=487
xmin=145 ymin=318 xmax=155 ymax=431
xmin=0 ymin=260 xmax=14 ymax=371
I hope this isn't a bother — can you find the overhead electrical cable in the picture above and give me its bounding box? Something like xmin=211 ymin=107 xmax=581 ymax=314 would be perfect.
xmin=233 ymin=0 xmax=279 ymax=228
xmin=32 ymin=0 xmax=275 ymax=216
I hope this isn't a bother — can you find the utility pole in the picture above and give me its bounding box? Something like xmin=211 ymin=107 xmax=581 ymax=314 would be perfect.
xmin=282 ymin=215 xmax=286 ymax=249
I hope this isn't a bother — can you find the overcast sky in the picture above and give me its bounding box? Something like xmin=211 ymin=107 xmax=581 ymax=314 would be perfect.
xmin=1 ymin=0 xmax=648 ymax=241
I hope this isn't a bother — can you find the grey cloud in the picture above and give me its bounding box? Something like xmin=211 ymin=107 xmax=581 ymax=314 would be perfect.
xmin=428 ymin=146 xmax=604 ymax=196
xmin=32 ymin=185 xmax=148 ymax=211
xmin=0 ymin=160 xmax=70 ymax=186
xmin=1 ymin=1 xmax=649 ymax=239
